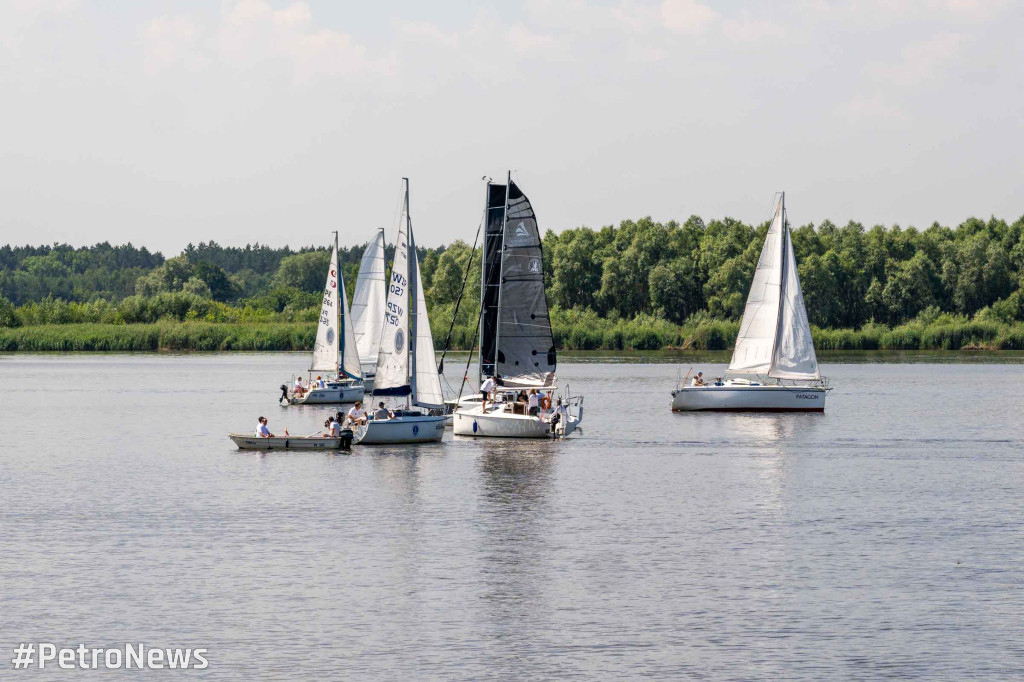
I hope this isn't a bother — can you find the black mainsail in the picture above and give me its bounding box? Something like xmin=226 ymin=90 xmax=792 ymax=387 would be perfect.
xmin=478 ymin=175 xmax=556 ymax=388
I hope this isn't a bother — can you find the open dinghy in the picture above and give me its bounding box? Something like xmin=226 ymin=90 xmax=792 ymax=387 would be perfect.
xmin=354 ymin=179 xmax=446 ymax=445
xmin=229 ymin=432 xmax=353 ymax=451
xmin=672 ymin=193 xmax=830 ymax=412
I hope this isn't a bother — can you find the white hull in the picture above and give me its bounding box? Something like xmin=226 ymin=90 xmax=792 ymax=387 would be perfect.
xmin=672 ymin=385 xmax=828 ymax=412
xmin=354 ymin=414 xmax=446 ymax=444
xmin=284 ymin=383 xmax=365 ymax=405
xmin=452 ymin=406 xmax=581 ymax=438
xmin=229 ymin=433 xmax=352 ymax=450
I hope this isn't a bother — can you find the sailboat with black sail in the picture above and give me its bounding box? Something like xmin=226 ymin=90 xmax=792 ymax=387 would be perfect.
xmin=672 ymin=193 xmax=830 ymax=411
xmin=354 ymin=179 xmax=446 ymax=444
xmin=452 ymin=173 xmax=583 ymax=438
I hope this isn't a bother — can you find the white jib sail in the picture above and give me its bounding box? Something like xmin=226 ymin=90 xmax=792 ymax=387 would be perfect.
xmin=770 ymin=226 xmax=820 ymax=380
xmin=374 ymin=187 xmax=411 ymax=394
xmin=310 ymin=243 xmax=341 ymax=373
xmin=728 ymin=201 xmax=784 ymax=376
xmin=351 ymin=229 xmax=386 ymax=374
xmin=411 ymin=248 xmax=443 ymax=409
xmin=338 ymin=261 xmax=363 ymax=380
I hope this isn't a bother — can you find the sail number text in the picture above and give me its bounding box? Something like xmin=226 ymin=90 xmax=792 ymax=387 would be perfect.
xmin=385 ymin=273 xmax=407 ymax=326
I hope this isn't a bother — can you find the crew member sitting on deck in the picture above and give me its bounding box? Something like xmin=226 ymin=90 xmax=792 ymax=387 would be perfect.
xmin=293 ymin=376 xmax=307 ymax=397
xmin=345 ymin=401 xmax=367 ymax=427
xmin=480 ymin=375 xmax=497 ymax=411
xmin=255 ymin=416 xmax=274 ymax=438
xmin=374 ymin=401 xmax=394 ymax=420
xmin=315 ymin=375 xmax=326 ymax=389
xmin=692 ymin=371 xmax=705 ymax=387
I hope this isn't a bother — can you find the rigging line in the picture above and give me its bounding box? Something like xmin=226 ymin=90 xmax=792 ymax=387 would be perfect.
xmin=457 ymin=307 xmax=483 ymax=401
xmin=437 ymin=210 xmax=485 ymax=373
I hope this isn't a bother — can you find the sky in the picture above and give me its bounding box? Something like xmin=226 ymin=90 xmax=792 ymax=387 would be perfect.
xmin=1 ymin=0 xmax=1022 ymax=255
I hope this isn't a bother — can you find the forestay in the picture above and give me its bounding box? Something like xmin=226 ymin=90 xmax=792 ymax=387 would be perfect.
xmin=495 ymin=180 xmax=557 ymax=387
xmin=351 ymin=229 xmax=386 ymax=374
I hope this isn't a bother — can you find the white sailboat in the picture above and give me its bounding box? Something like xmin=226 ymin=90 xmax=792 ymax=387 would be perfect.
xmin=672 ymin=193 xmax=830 ymax=412
xmin=282 ymin=233 xmax=366 ymax=406
xmin=452 ymin=173 xmax=584 ymax=438
xmin=354 ymin=179 xmax=446 ymax=444
xmin=351 ymin=227 xmax=386 ymax=392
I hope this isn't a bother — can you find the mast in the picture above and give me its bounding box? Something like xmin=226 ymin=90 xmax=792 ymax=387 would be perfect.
xmin=478 ymin=181 xmax=489 ymax=384
xmin=404 ymin=177 xmax=415 ymax=400
xmin=493 ymin=170 xmax=511 ymax=382
xmin=335 ymin=229 xmax=342 ymax=375
xmin=769 ymin=192 xmax=786 ymax=379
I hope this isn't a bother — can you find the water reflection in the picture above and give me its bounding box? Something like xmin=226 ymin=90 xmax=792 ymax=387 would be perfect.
xmin=475 ymin=441 xmax=558 ymax=665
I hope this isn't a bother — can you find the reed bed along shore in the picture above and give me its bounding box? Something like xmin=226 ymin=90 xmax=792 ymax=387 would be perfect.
xmin=2 ymin=317 xmax=1024 ymax=352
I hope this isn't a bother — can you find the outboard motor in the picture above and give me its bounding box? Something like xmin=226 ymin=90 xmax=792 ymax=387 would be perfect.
xmin=279 ymin=384 xmax=289 ymax=403
xmin=339 ymin=429 xmax=354 ymax=450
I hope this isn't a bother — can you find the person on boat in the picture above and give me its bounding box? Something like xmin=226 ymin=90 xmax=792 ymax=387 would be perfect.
xmin=692 ymin=371 xmax=705 ymax=387
xmin=315 ymin=375 xmax=326 ymax=389
xmin=255 ymin=416 xmax=274 ymax=438
xmin=515 ymin=390 xmax=528 ymax=414
xmin=479 ymin=375 xmax=497 ymax=411
xmin=374 ymin=401 xmax=394 ymax=421
xmin=345 ymin=401 xmax=368 ymax=428
xmin=528 ymin=389 xmax=541 ymax=417
xmin=550 ymin=398 xmax=567 ymax=433
xmin=293 ymin=376 xmax=307 ymax=397
xmin=322 ymin=416 xmax=342 ymax=437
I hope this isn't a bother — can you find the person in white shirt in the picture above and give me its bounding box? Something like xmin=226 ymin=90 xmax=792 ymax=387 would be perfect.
xmin=691 ymin=371 xmax=705 ymax=387
xmin=255 ymin=416 xmax=273 ymax=438
xmin=479 ymin=375 xmax=497 ymax=411
xmin=528 ymin=389 xmax=540 ymax=417
xmin=293 ymin=376 xmax=307 ymax=397
xmin=550 ymin=399 xmax=568 ymax=433
xmin=346 ymin=401 xmax=368 ymax=427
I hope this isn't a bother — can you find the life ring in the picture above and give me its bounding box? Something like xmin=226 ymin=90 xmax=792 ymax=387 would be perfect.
xmin=539 ymin=395 xmax=551 ymax=410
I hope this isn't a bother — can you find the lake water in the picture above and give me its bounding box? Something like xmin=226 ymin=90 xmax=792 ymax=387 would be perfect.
xmin=1 ymin=352 xmax=1023 ymax=679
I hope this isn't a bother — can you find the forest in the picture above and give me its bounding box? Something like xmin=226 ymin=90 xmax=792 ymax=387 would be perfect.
xmin=3 ymin=211 xmax=1024 ymax=351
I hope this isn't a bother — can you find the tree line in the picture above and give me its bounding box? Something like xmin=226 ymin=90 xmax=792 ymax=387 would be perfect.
xmin=3 ymin=212 xmax=1024 ymax=333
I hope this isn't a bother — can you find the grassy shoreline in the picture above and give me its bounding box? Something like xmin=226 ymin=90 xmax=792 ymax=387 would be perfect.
xmin=2 ymin=318 xmax=1024 ymax=352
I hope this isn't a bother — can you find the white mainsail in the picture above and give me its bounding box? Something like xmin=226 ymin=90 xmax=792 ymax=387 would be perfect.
xmin=310 ymin=242 xmax=342 ymax=373
xmin=727 ymin=194 xmax=819 ymax=381
xmin=374 ymin=186 xmax=412 ymax=395
xmin=351 ymin=228 xmax=386 ymax=374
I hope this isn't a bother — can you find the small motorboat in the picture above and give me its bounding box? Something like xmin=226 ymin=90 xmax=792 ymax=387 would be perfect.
xmin=228 ymin=431 xmax=353 ymax=451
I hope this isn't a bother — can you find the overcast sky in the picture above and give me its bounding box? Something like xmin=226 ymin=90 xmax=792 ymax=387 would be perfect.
xmin=1 ymin=0 xmax=1022 ymax=255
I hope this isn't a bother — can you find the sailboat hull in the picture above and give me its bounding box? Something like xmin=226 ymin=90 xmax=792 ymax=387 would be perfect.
xmin=452 ymin=408 xmax=581 ymax=438
xmin=284 ymin=384 xmax=365 ymax=405
xmin=229 ymin=433 xmax=352 ymax=450
xmin=354 ymin=415 xmax=446 ymax=444
xmin=671 ymin=385 xmax=827 ymax=412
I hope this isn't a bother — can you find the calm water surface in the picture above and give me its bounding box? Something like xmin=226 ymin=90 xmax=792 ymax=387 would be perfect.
xmin=1 ymin=352 xmax=1023 ymax=679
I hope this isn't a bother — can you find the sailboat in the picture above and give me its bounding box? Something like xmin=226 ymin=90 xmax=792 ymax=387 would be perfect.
xmin=350 ymin=227 xmax=386 ymax=392
xmin=281 ymin=233 xmax=366 ymax=406
xmin=672 ymin=193 xmax=830 ymax=411
xmin=354 ymin=179 xmax=446 ymax=444
xmin=452 ymin=173 xmax=584 ymax=438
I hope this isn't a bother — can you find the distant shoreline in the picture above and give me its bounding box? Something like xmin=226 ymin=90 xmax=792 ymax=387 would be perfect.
xmin=1 ymin=320 xmax=1023 ymax=352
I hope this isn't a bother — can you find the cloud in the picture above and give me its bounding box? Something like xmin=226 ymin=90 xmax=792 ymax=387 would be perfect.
xmin=836 ymin=92 xmax=909 ymax=124
xmin=141 ymin=15 xmax=205 ymax=74
xmin=660 ymin=0 xmax=719 ymax=35
xmin=867 ymin=32 xmax=970 ymax=86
